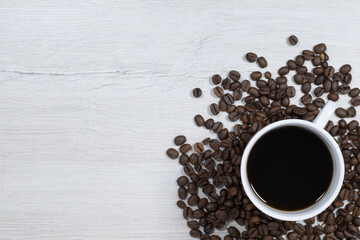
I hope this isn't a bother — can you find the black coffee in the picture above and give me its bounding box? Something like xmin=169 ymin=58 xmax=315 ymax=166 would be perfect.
xmin=247 ymin=126 xmax=333 ymax=211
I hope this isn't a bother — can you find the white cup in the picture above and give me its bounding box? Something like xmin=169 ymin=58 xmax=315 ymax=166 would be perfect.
xmin=240 ymin=101 xmax=344 ymax=221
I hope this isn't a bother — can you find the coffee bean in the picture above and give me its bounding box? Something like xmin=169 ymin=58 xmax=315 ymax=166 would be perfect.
xmin=312 ymin=56 xmax=322 ymax=66
xmin=301 ymin=82 xmax=311 ymax=93
xmin=303 ymin=50 xmax=315 ymax=60
xmin=294 ymin=74 xmax=304 ymax=84
xmin=293 ymin=107 xmax=307 ymax=116
xmin=305 ymin=72 xmax=315 ymax=83
xmin=193 ymin=88 xmax=202 ymax=98
xmin=324 ymin=66 xmax=335 ymax=78
xmin=288 ymin=35 xmax=298 ymax=45
xmin=297 ymin=66 xmax=307 ymax=75
xmin=177 ymin=200 xmax=186 ymax=209
xmin=348 ymin=107 xmax=356 ymax=117
xmin=250 ymin=71 xmax=262 ymax=81
xmin=287 ymin=60 xmax=297 ymax=70
xmin=180 ymin=144 xmax=191 ymax=154
xmin=313 ymin=67 xmax=324 ymax=75
xmin=230 ymin=81 xmax=241 ymax=91
xmin=205 ymin=118 xmax=215 ymax=129
xmin=276 ymin=76 xmax=287 ymax=85
xmin=344 ymin=73 xmax=352 ymax=84
xmin=313 ymin=43 xmax=327 ymax=54
xmin=167 ymin=148 xmax=179 ymax=159
xmin=285 ymin=86 xmax=296 ymax=97
xmin=315 ymin=75 xmax=325 ymax=85
xmin=246 ymin=52 xmax=257 ymax=62
xmin=287 ymin=231 xmax=299 ymax=240
xmin=328 ymin=92 xmax=339 ymax=102
xmin=331 ymin=81 xmax=339 ymax=92
xmin=190 ymin=229 xmax=202 ymax=238
xmin=296 ymin=55 xmax=305 ymax=66
xmin=212 ymin=74 xmax=221 ymax=85
xmin=241 ymin=80 xmax=250 ymax=92
xmin=306 ymin=103 xmax=317 ymax=112
xmin=223 ymin=93 xmax=234 ymax=105
xmin=336 ymin=108 xmax=348 ymax=118
xmin=213 ymin=86 xmax=224 ymax=98
xmin=248 ymin=87 xmax=260 ymax=97
xmin=193 ymin=143 xmax=204 ymax=154
xmin=314 ymin=87 xmax=325 ymax=97
xmin=278 ymin=66 xmax=289 ymax=76
xmin=194 ymin=114 xmax=205 ymax=127
xmin=301 ymin=94 xmax=312 ymax=105
xmin=174 ymin=135 xmax=186 ymax=146
xmin=340 ymin=64 xmax=352 ymax=74
xmin=351 ymin=96 xmax=360 ymax=106
xmin=222 ymin=78 xmax=231 ymax=90
xmin=228 ymin=226 xmax=240 ymax=238
xmin=339 ymin=84 xmax=351 ymax=94
xmin=257 ymin=56 xmax=268 ymax=68
xmin=177 ymin=176 xmax=189 ymax=186
xmin=349 ymin=88 xmax=360 ymax=98
xmin=264 ymin=71 xmax=272 ymax=79
xmin=229 ymin=70 xmax=241 ymax=81
xmin=210 ymin=103 xmax=220 ymax=116
xmin=348 ymin=120 xmax=359 ymax=131
xmin=178 ymin=186 xmax=187 ymax=199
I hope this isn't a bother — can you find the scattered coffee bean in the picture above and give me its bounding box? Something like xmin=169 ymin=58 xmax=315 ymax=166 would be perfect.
xmin=229 ymin=70 xmax=241 ymax=81
xmin=335 ymin=108 xmax=348 ymax=118
xmin=193 ymin=88 xmax=202 ymax=98
xmin=257 ymin=56 xmax=268 ymax=68
xmin=340 ymin=64 xmax=352 ymax=75
xmin=348 ymin=107 xmax=356 ymax=117
xmin=313 ymin=43 xmax=327 ymax=54
xmin=246 ymin=52 xmax=257 ymax=62
xmin=351 ymin=96 xmax=360 ymax=106
xmin=174 ymin=135 xmax=186 ymax=146
xmin=328 ymin=92 xmax=339 ymax=102
xmin=212 ymin=74 xmax=221 ymax=85
xmin=210 ymin=103 xmax=220 ymax=116
xmin=194 ymin=114 xmax=205 ymax=127
xmin=288 ymin=35 xmax=298 ymax=45
xmin=167 ymin=148 xmax=179 ymax=159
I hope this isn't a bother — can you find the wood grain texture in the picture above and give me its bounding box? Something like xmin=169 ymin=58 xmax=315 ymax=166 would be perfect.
xmin=0 ymin=0 xmax=359 ymax=239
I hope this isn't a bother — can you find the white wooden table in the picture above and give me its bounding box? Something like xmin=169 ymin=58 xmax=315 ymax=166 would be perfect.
xmin=0 ymin=1 xmax=360 ymax=239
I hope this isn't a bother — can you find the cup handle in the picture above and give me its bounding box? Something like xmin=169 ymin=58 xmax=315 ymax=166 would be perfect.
xmin=313 ymin=101 xmax=337 ymax=128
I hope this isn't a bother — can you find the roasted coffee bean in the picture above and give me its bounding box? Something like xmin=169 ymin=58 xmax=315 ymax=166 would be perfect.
xmin=340 ymin=64 xmax=352 ymax=75
xmin=246 ymin=52 xmax=257 ymax=62
xmin=294 ymin=74 xmax=304 ymax=84
xmin=222 ymin=78 xmax=231 ymax=90
xmin=328 ymin=92 xmax=339 ymax=102
xmin=230 ymin=81 xmax=241 ymax=91
xmin=339 ymin=83 xmax=351 ymax=94
xmin=190 ymin=229 xmax=202 ymax=238
xmin=179 ymin=154 xmax=190 ymax=165
xmin=257 ymin=56 xmax=268 ymax=68
xmin=229 ymin=70 xmax=240 ymax=81
xmin=314 ymin=43 xmax=327 ymax=54
xmin=177 ymin=200 xmax=186 ymax=209
xmin=301 ymin=94 xmax=312 ymax=105
xmin=324 ymin=224 xmax=336 ymax=234
xmin=167 ymin=148 xmax=179 ymax=159
xmin=301 ymin=82 xmax=311 ymax=93
xmin=233 ymin=89 xmax=242 ymax=100
xmin=297 ymin=66 xmax=307 ymax=75
xmin=293 ymin=107 xmax=307 ymax=116
xmin=194 ymin=114 xmax=205 ymax=127
xmin=336 ymin=108 xmax=348 ymax=118
xmin=212 ymin=122 xmax=223 ymax=133
xmin=193 ymin=88 xmax=202 ymax=98
xmin=276 ymin=76 xmax=287 ymax=85
xmin=204 ymin=118 xmax=215 ymax=129
xmin=348 ymin=107 xmax=356 ymax=117
xmin=315 ymin=75 xmax=325 ymax=85
xmin=259 ymin=86 xmax=271 ymax=95
xmin=212 ymin=74 xmax=221 ymax=85
xmin=249 ymin=72 xmax=262 ymax=82
xmin=188 ymin=194 xmax=199 ymax=206
xmin=306 ymin=103 xmax=317 ymax=112
xmin=314 ymin=87 xmax=325 ymax=97
xmin=259 ymin=96 xmax=270 ymax=107
xmin=324 ymin=66 xmax=335 ymax=78
xmin=194 ymin=142 xmax=204 ymax=154
xmin=187 ymin=220 xmax=199 ymax=229
xmin=288 ymin=35 xmax=298 ymax=45
xmin=176 ymin=176 xmax=189 ymax=187
xmin=223 ymin=93 xmax=234 ymax=105
xmin=348 ymin=120 xmax=359 ymax=131
xmin=305 ymin=72 xmax=315 ymax=83
xmin=331 ymin=81 xmax=339 ymax=92
xmin=278 ymin=66 xmax=289 ymax=75
xmin=228 ymin=226 xmax=240 ymax=238
xmin=248 ymin=87 xmax=260 ymax=97
xmin=313 ymin=67 xmax=324 ymax=75
xmin=312 ymin=56 xmax=322 ymax=66
xmin=296 ymin=55 xmax=305 ymax=66
xmin=213 ymin=86 xmax=224 ymax=98
xmin=303 ymin=50 xmax=315 ymax=60
xmin=210 ymin=103 xmax=220 ymax=116
xmin=174 ymin=135 xmax=186 ymax=146
xmin=178 ymin=186 xmax=187 ymax=199
xmin=287 ymin=231 xmax=299 ymax=240
xmin=349 ymin=88 xmax=360 ymax=98
xmin=286 ymin=86 xmax=296 ymax=97
xmin=287 ymin=60 xmax=297 ymax=70
xmin=351 ymin=96 xmax=360 ymax=106
xmin=241 ymin=80 xmax=251 ymax=92
xmin=180 ymin=144 xmax=191 ymax=153
xmin=323 ymin=79 xmax=332 ymax=92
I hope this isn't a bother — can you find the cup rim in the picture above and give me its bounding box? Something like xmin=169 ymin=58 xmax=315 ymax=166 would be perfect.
xmin=240 ymin=119 xmax=344 ymax=221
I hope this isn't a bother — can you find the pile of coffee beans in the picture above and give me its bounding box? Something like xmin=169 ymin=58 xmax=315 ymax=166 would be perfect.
xmin=167 ymin=36 xmax=360 ymax=239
